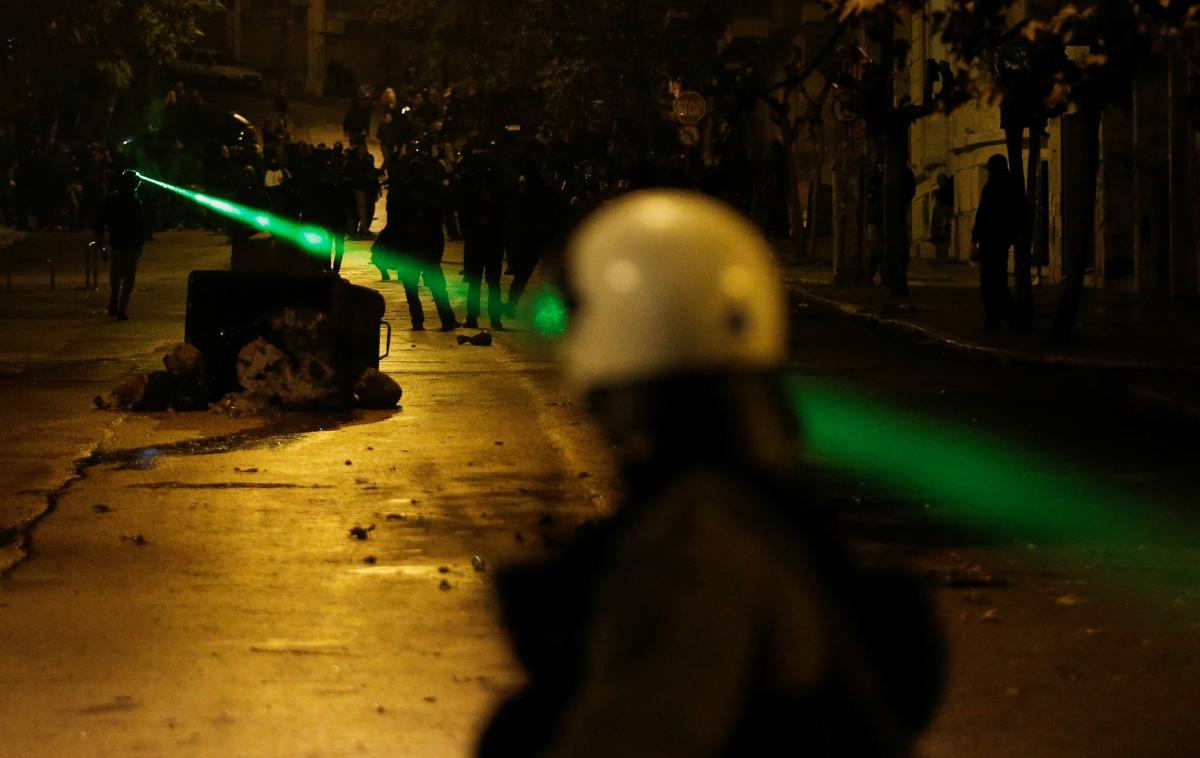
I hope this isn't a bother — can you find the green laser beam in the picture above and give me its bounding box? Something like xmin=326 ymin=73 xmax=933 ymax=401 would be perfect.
xmin=135 ymin=172 xmax=330 ymax=253
xmin=135 ymin=171 xmax=571 ymax=337
xmin=789 ymin=377 xmax=1170 ymax=547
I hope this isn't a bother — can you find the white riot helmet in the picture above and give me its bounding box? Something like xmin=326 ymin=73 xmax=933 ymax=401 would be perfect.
xmin=564 ymin=190 xmax=786 ymax=391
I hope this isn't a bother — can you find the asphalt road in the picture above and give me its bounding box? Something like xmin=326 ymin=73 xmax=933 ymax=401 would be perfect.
xmin=0 ymin=228 xmax=1197 ymax=756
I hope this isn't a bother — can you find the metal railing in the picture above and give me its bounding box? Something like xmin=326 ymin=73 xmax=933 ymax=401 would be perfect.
xmin=84 ymin=242 xmax=103 ymax=290
xmin=3 ymin=252 xmax=55 ymax=292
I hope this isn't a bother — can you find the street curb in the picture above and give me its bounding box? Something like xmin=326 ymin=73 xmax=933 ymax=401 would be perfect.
xmin=791 ymin=285 xmax=1200 ymax=376
xmin=1125 ymin=383 xmax=1200 ymax=427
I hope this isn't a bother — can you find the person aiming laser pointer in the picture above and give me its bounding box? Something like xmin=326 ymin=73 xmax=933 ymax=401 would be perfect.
xmin=95 ymin=170 xmax=148 ymax=321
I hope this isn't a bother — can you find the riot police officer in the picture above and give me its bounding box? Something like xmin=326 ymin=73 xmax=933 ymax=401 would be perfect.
xmin=480 ymin=191 xmax=945 ymax=757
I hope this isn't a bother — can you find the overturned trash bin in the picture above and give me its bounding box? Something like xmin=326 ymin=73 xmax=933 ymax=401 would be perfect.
xmin=184 ymin=271 xmax=391 ymax=399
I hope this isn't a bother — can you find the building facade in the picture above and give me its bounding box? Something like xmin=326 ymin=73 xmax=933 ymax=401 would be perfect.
xmin=203 ymin=0 xmax=381 ymax=97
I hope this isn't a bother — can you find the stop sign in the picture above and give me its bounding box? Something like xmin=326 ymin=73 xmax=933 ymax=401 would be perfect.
xmin=673 ymin=92 xmax=707 ymax=125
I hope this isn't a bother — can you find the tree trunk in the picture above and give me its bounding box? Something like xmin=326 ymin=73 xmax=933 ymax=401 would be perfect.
xmin=1025 ymin=129 xmax=1042 ymax=312
xmin=785 ymin=140 xmax=807 ymax=260
xmin=882 ymin=131 xmax=909 ymax=296
xmin=1052 ymin=100 xmax=1102 ymax=343
xmin=878 ymin=27 xmax=907 ymax=297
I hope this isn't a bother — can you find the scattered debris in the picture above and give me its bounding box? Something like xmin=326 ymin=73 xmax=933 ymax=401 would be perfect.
xmin=121 ymin=534 xmax=148 ymax=546
xmin=348 ymin=524 xmax=376 ymax=540
xmin=354 ymin=368 xmax=402 ymax=409
xmin=363 ymin=555 xmax=378 ymax=565
xmin=456 ymin=330 xmax=493 ymax=346
xmin=472 ymin=555 xmax=487 ymax=573
xmin=438 ymin=579 xmax=453 ymax=591
xmin=933 ymin=564 xmax=1008 ymax=589
xmin=123 ymin=343 xmax=213 ymax=412
xmin=237 ymin=334 xmax=340 ymax=408
xmin=97 ymin=373 xmax=149 ymax=410
xmin=211 ymin=391 xmax=271 ymax=417
xmin=92 ymin=504 xmax=111 ymax=513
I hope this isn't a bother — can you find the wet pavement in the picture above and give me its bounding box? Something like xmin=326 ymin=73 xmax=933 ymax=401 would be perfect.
xmin=0 ymin=229 xmax=615 ymax=756
xmin=0 ymin=220 xmax=1197 ymax=754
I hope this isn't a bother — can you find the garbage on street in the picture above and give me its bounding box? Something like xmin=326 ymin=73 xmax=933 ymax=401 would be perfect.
xmin=96 ymin=298 xmax=399 ymax=413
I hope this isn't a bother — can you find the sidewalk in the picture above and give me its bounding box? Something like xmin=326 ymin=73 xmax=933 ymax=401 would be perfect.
xmin=0 ymin=228 xmax=238 ymax=571
xmin=782 ymin=257 xmax=1200 ymax=421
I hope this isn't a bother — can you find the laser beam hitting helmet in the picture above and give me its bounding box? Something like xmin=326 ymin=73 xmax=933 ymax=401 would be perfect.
xmin=563 ymin=190 xmax=787 ymax=391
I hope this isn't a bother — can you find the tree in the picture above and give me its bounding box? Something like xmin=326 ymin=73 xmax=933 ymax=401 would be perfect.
xmin=2 ymin=0 xmax=220 ymax=132
xmin=823 ymin=0 xmax=972 ymax=295
xmin=371 ymin=0 xmax=741 ymax=145
xmin=937 ymin=0 xmax=1199 ymax=342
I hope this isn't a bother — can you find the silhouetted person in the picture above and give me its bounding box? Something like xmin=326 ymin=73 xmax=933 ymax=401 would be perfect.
xmin=96 ymin=170 xmax=147 ymax=321
xmin=313 ymin=155 xmax=355 ymax=273
xmin=972 ymin=155 xmax=1019 ymax=329
xmin=504 ymin=161 xmax=564 ymax=317
xmin=343 ymin=96 xmax=372 ymax=148
xmin=480 ymin=191 xmax=945 ymax=757
xmin=375 ymin=160 xmax=458 ymax=331
xmin=458 ymin=151 xmax=507 ymax=329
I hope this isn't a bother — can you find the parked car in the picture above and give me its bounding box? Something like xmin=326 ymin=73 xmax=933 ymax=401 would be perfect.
xmin=167 ymin=49 xmax=263 ymax=91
